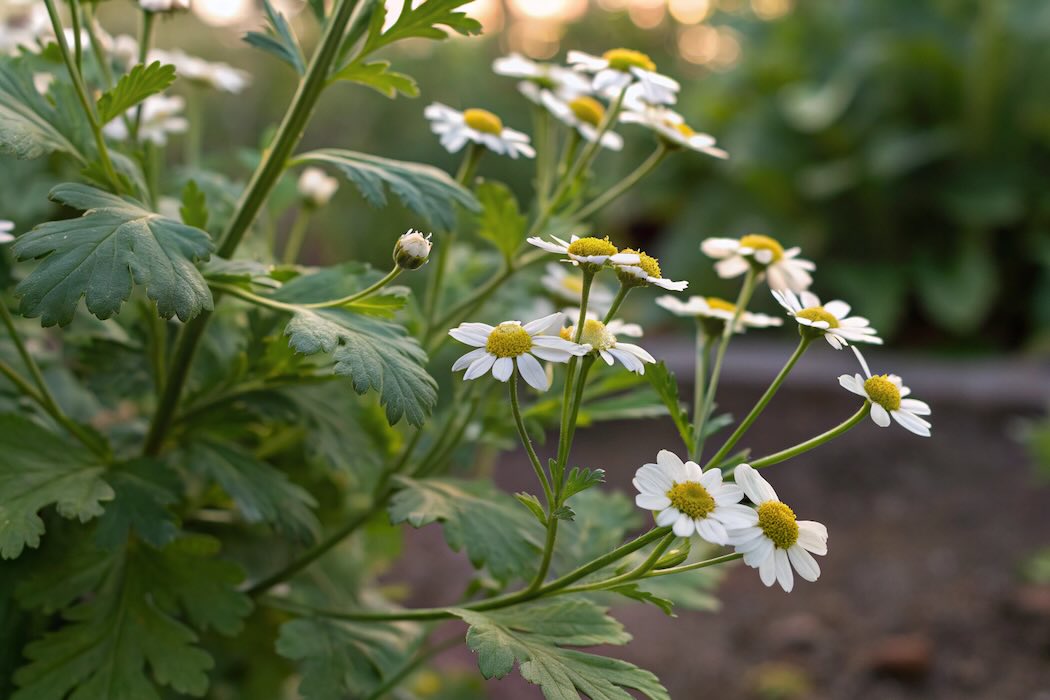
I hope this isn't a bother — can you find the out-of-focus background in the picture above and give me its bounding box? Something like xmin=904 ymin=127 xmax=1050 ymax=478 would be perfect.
xmin=4 ymin=0 xmax=1050 ymax=697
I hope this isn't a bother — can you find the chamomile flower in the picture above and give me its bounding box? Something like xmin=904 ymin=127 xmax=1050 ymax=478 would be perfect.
xmin=728 ymin=464 xmax=828 ymax=592
xmin=619 ymin=103 xmax=728 ymax=159
xmin=541 ymin=264 xmax=614 ymax=314
xmin=615 ymin=248 xmax=687 ymax=291
xmin=633 ymin=450 xmax=757 ymax=544
xmin=449 ymin=313 xmax=590 ymax=392
xmin=298 ymin=167 xmax=339 ymax=208
xmin=839 ymin=347 xmax=932 ymax=437
xmin=655 ymin=295 xmax=783 ymax=334
xmin=492 ymin=53 xmax=592 ymax=105
xmin=423 ymin=103 xmax=535 ymax=159
xmin=148 ymin=49 xmax=251 ymax=94
xmin=103 ymin=94 xmax=188 ymax=145
xmin=701 ymin=234 xmax=815 ymax=293
xmin=527 ymin=235 xmax=640 ymax=270
xmin=0 ymin=220 xmax=14 ymax=244
xmin=568 ymin=49 xmax=680 ymax=106
xmin=772 ymin=289 xmax=881 ymax=349
xmin=0 ymin=2 xmax=49 ymax=55
xmin=539 ymin=93 xmax=623 ymax=151
xmin=561 ymin=317 xmax=655 ymax=374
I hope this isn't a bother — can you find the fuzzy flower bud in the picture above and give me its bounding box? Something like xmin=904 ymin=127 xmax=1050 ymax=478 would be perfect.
xmin=393 ymin=230 xmax=433 ymax=270
xmin=297 ymin=167 xmax=339 ymax=208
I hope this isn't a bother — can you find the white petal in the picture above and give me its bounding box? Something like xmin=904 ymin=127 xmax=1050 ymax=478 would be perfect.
xmin=714 ymin=256 xmax=750 ymax=279
xmin=700 ymin=238 xmax=740 ymax=258
xmin=636 ymin=493 xmax=672 ymax=510
xmin=774 ymin=548 xmax=794 ymax=592
xmin=788 ymin=545 xmax=821 ymax=582
xmin=607 ymin=347 xmax=645 ymax=374
xmin=516 ymin=353 xmax=549 ymax=391
xmin=823 ymin=300 xmax=851 ymax=318
xmin=714 ymin=503 xmax=758 ymax=528
xmin=742 ymin=537 xmax=774 ymax=567
xmin=797 ymin=521 xmax=828 ymax=555
xmin=464 ymin=353 xmax=496 ymax=380
xmin=523 ymin=312 xmax=564 ymax=335
xmin=696 ymin=518 xmax=729 ymax=546
xmin=655 ymin=507 xmax=680 ymax=527
xmin=891 ymin=410 xmax=931 ymax=437
xmin=759 ymin=551 xmax=777 ymax=586
xmin=838 ymin=374 xmax=867 ymax=397
xmin=529 ymin=345 xmax=573 ymax=363
xmin=491 ymin=356 xmax=514 ymax=382
xmin=452 ymin=347 xmax=487 ymax=372
xmin=901 ymin=398 xmax=931 ymax=415
xmin=448 ymin=327 xmax=489 ymax=347
xmin=672 ymin=513 xmax=696 ymax=537
xmin=634 ymin=464 xmax=673 ymax=492
xmin=870 ymin=403 xmax=891 ymax=427
xmin=732 ymin=464 xmax=777 ymax=504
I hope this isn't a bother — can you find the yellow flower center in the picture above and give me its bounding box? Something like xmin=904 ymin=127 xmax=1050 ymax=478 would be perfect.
xmin=569 ymin=96 xmax=605 ymax=127
xmin=706 ymin=297 xmax=736 ymax=313
xmin=757 ymin=500 xmax=799 ymax=549
xmin=864 ymin=374 xmax=901 ymax=411
xmin=463 ymin=108 xmax=503 ymax=135
xmin=603 ymin=48 xmax=656 ymax=72
xmin=674 ymin=122 xmax=695 ymax=138
xmin=795 ymin=307 xmax=839 ymax=328
xmin=568 ymin=318 xmax=613 ymax=351
xmin=739 ymin=234 xmax=784 ymax=263
xmin=559 ymin=275 xmax=585 ymax=295
xmin=485 ymin=323 xmax=532 ymax=358
xmin=620 ymin=248 xmax=661 ymax=278
xmin=566 ymin=236 xmax=618 ymax=258
xmin=666 ymin=481 xmax=716 ymax=520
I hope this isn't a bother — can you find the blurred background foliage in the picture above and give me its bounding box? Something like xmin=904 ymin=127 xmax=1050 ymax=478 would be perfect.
xmin=3 ymin=0 xmax=1049 ymax=352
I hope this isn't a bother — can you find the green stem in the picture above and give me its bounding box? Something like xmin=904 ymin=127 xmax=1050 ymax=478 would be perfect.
xmin=145 ymin=307 xmax=167 ymax=396
xmin=280 ymin=207 xmax=313 ymax=265
xmin=703 ymin=335 xmax=812 ymax=471
xmin=601 ymin=285 xmax=630 ymax=324
xmin=362 ymin=638 xmax=458 ymax=700
xmin=69 ymin=0 xmax=83 ymax=72
xmin=510 ymin=373 xmax=553 ymax=505
xmin=454 ymin=142 xmax=485 ymax=186
xmin=83 ymin=5 xmax=115 ymax=88
xmin=641 ymin=552 xmax=742 ymax=579
xmin=689 ymin=330 xmax=714 ymax=460
xmin=42 ymin=0 xmax=122 ymax=190
xmin=694 ymin=268 xmax=757 ymax=461
xmin=0 ymin=359 xmax=46 ymax=408
xmin=312 ymin=267 xmax=401 ymax=308
xmin=184 ymin=87 xmax=203 ymax=169
xmin=573 ymin=144 xmax=669 ymax=221
xmin=209 ymin=274 xmax=400 ymax=313
xmin=750 ymin=401 xmax=870 ymax=469
xmin=0 ymin=303 xmax=52 ymax=401
xmin=533 ymin=105 xmax=554 ymax=210
xmin=131 ymin=11 xmax=155 ymax=140
xmin=557 ymin=532 xmax=676 ymax=594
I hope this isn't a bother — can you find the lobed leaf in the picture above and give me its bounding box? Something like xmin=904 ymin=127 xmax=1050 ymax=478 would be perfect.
xmin=0 ymin=58 xmax=89 ymax=162
xmin=475 ymin=180 xmax=527 ymax=262
xmin=96 ymin=62 xmax=177 ymax=124
xmin=364 ymin=0 xmax=483 ymax=54
xmin=243 ymin=0 xmax=306 ymax=74
xmin=330 ymin=59 xmax=419 ymax=98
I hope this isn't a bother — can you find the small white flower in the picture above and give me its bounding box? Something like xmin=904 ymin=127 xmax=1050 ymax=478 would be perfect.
xmin=701 ymin=234 xmax=815 ymax=293
xmin=839 ymin=347 xmax=932 ymax=437
xmin=568 ymin=48 xmax=679 ymax=106
xmin=449 ymin=313 xmax=590 ymax=392
xmin=393 ymin=229 xmax=432 ymax=270
xmin=149 ymin=48 xmax=251 ymax=93
xmin=103 ymin=94 xmax=188 ymax=145
xmin=0 ymin=2 xmax=49 ymax=56
xmin=139 ymin=0 xmax=191 ymax=12
xmin=297 ymin=167 xmax=340 ymax=208
xmin=728 ymin=464 xmax=828 ymax=593
xmin=527 ymin=234 xmax=640 ymax=269
xmin=32 ymin=72 xmax=53 ymax=95
xmin=540 ymin=263 xmax=614 ymax=314
xmin=539 ymin=92 xmax=623 ymax=151
xmin=0 ymin=220 xmax=15 ymax=244
xmin=772 ymin=289 xmax=881 ymax=349
xmin=615 ymin=248 xmax=687 ymax=291
xmin=492 ymin=53 xmax=592 ymax=105
xmin=423 ymin=103 xmax=535 ymax=159
xmin=634 ymin=450 xmax=757 ymax=544
xmin=111 ymin=35 xmax=141 ymax=68
xmin=619 ymin=102 xmax=727 ymax=159
xmin=655 ymin=295 xmax=782 ymax=332
xmin=561 ymin=316 xmax=655 ymax=374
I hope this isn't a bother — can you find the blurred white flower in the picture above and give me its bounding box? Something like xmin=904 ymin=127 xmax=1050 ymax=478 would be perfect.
xmin=0 ymin=220 xmax=15 ymax=244
xmin=0 ymin=1 xmax=49 ymax=55
xmin=492 ymin=53 xmax=591 ymax=106
xmin=297 ymin=167 xmax=339 ymax=207
xmin=772 ymin=289 xmax=881 ymax=349
xmin=423 ymin=103 xmax=535 ymax=159
xmin=149 ymin=48 xmax=251 ymax=93
xmin=655 ymin=295 xmax=782 ymax=332
xmin=540 ymin=263 xmax=614 ymax=314
xmin=701 ymin=234 xmax=815 ymax=293
xmin=103 ymin=94 xmax=188 ymax=145
xmin=568 ymin=48 xmax=679 ymax=105
xmin=619 ymin=102 xmax=727 ymax=159
xmin=839 ymin=347 xmax=932 ymax=437
xmin=140 ymin=0 xmax=191 ymax=12
xmin=540 ymin=93 xmax=622 ymax=151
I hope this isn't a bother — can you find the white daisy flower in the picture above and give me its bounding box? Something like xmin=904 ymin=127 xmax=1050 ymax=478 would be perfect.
xmin=634 ymin=450 xmax=757 ymax=544
xmin=728 ymin=464 xmax=828 ymax=593
xmin=297 ymin=167 xmax=340 ymax=208
xmin=568 ymin=48 xmax=680 ymax=106
xmin=839 ymin=347 xmax=932 ymax=437
xmin=526 ymin=235 xmax=640 ymax=269
xmin=701 ymin=234 xmax=816 ymax=293
xmin=0 ymin=2 xmax=49 ymax=55
xmin=561 ymin=316 xmax=655 ymax=374
xmin=449 ymin=313 xmax=590 ymax=392
xmin=540 ymin=263 xmax=614 ymax=314
xmin=772 ymin=289 xmax=882 ymax=349
xmin=492 ymin=53 xmax=592 ymax=105
xmin=0 ymin=220 xmax=15 ymax=244
xmin=539 ymin=93 xmax=623 ymax=151
xmin=655 ymin=295 xmax=783 ymax=333
xmin=139 ymin=0 xmax=190 ymax=12
xmin=393 ymin=229 xmax=432 ymax=270
xmin=619 ymin=102 xmax=728 ymax=159
xmin=423 ymin=103 xmax=535 ymax=159
xmin=103 ymin=94 xmax=188 ymax=146
xmin=615 ymin=248 xmax=688 ymax=291
xmin=148 ymin=48 xmax=251 ymax=94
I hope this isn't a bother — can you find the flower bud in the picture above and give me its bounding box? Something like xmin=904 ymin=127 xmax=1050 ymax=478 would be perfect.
xmin=139 ymin=0 xmax=191 ymax=12
xmin=297 ymin=167 xmax=339 ymax=208
xmin=393 ymin=230 xmax=432 ymax=270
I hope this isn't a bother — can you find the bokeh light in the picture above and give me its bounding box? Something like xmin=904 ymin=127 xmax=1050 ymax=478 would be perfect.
xmin=193 ymin=0 xmax=254 ymax=26
xmin=627 ymin=0 xmax=665 ymax=29
xmin=668 ymin=0 xmax=712 ymax=24
xmin=751 ymin=0 xmax=792 ymax=20
xmin=508 ymin=0 xmax=587 ymax=22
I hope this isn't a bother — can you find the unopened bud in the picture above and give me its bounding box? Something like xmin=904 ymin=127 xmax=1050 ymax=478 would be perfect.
xmin=297 ymin=167 xmax=339 ymax=208
xmin=394 ymin=229 xmax=432 ymax=270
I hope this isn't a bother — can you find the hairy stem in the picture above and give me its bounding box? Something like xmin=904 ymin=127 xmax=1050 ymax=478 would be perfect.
xmin=750 ymin=401 xmax=871 ymax=469
xmin=281 ymin=207 xmax=313 ymax=265
xmin=689 ymin=330 xmax=713 ymax=459
xmin=510 ymin=373 xmax=553 ymax=505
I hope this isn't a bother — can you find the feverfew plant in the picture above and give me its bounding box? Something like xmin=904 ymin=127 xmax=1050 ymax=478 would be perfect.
xmin=0 ymin=3 xmax=931 ymax=699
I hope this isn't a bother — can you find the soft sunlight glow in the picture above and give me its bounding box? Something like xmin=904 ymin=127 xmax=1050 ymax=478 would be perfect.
xmin=627 ymin=0 xmax=665 ymax=28
xmin=752 ymin=0 xmax=792 ymax=20
xmin=678 ymin=24 xmax=720 ymax=64
xmin=507 ymin=18 xmax=563 ymax=59
xmin=669 ymin=0 xmax=712 ymax=24
xmin=508 ymin=0 xmax=587 ymax=22
xmin=194 ymin=0 xmax=253 ymax=26
xmin=462 ymin=0 xmax=504 ymax=32
xmin=596 ymin=0 xmax=630 ymax=9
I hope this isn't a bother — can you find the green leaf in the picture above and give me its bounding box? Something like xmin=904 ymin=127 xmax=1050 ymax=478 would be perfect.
xmin=276 ymin=618 xmax=421 ymax=699
xmin=94 ymin=459 xmax=180 ymax=550
xmin=514 ymin=492 xmax=547 ymax=525
xmin=455 ymin=599 xmax=669 ymax=700
xmin=364 ymin=0 xmax=482 ymax=54
xmin=184 ymin=441 xmax=319 ymax=542
xmin=294 ymin=149 xmax=479 ymax=230
xmin=475 ymin=180 xmax=527 ymax=262
xmin=0 ymin=414 xmax=113 ymax=560
xmin=96 ymin=62 xmax=176 ymax=124
xmin=180 ymin=179 xmax=209 ymax=230
xmin=388 ymin=477 xmax=541 ymax=582
xmin=13 ymin=535 xmax=251 ymax=700
xmin=645 ymin=362 xmax=692 ymax=450
xmin=562 ymin=467 xmax=605 ymax=501
xmin=243 ymin=0 xmax=305 ymax=74
xmin=12 ymin=183 xmax=215 ymax=326
xmin=330 ymin=59 xmax=419 ymax=98
xmin=0 ymin=58 xmax=88 ymax=162
xmin=608 ymin=584 xmax=676 ymax=616
xmin=284 ymin=309 xmax=437 ymax=426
